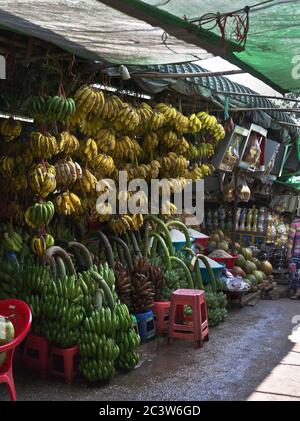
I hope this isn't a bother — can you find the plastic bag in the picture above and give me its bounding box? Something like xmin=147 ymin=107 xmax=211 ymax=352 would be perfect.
xmin=243 ymin=133 xmax=262 ymax=166
xmin=0 ymin=315 xmax=15 ymax=368
xmin=222 ymin=173 xmax=235 ymax=202
xmin=236 ymin=175 xmax=251 ymax=202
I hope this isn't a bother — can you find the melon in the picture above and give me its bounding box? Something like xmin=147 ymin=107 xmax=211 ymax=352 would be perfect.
xmin=241 ymin=247 xmax=252 ymax=260
xmin=244 ymin=261 xmax=256 ymax=274
xmin=235 ymin=254 xmax=246 ymax=268
xmin=206 ymin=241 xmax=217 ymax=250
xmin=0 ymin=315 xmax=14 ymax=346
xmin=231 ymin=266 xmax=246 ymax=278
xmin=245 ymin=274 xmax=257 ymax=286
xmin=210 ymin=233 xmax=220 ymax=243
xmin=251 ymin=258 xmax=260 ymax=267
xmin=259 ymin=260 xmax=273 ymax=275
xmin=253 ymin=270 xmax=264 ymax=284
xmin=257 ymin=270 xmax=267 ymax=280
xmin=217 ymin=229 xmax=224 ymax=240
xmin=217 ymin=241 xmax=229 ymax=252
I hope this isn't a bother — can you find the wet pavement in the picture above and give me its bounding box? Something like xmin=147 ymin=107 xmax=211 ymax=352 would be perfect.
xmin=1 ymin=298 xmax=300 ymax=401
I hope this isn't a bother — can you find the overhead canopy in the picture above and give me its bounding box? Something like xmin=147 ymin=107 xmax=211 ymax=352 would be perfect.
xmin=103 ymin=0 xmax=300 ymax=93
xmin=0 ymin=0 xmax=213 ymax=65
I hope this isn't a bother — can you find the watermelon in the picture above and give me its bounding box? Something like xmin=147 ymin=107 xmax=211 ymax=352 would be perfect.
xmin=253 ymin=270 xmax=264 ymax=284
xmin=235 ymin=254 xmax=246 ymax=268
xmin=259 ymin=260 xmax=273 ymax=275
xmin=244 ymin=261 xmax=256 ymax=274
xmin=241 ymin=247 xmax=252 ymax=260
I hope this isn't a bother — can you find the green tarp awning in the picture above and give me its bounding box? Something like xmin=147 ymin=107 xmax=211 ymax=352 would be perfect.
xmin=104 ymin=0 xmax=300 ymax=93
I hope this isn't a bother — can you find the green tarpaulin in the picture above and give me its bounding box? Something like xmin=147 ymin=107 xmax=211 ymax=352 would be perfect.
xmin=105 ymin=0 xmax=300 ymax=93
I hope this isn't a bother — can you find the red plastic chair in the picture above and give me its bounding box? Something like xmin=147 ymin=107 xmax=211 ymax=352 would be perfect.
xmin=0 ymin=299 xmax=32 ymax=401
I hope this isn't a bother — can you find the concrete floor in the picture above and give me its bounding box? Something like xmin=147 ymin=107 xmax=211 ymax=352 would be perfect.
xmin=1 ymin=298 xmax=300 ymax=401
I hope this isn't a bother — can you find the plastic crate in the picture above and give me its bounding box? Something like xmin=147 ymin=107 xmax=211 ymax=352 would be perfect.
xmin=211 ymin=255 xmax=237 ymax=269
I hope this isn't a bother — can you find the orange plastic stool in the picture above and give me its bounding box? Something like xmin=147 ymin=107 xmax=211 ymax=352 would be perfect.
xmin=168 ymin=289 xmax=209 ymax=348
xmin=49 ymin=345 xmax=78 ymax=383
xmin=22 ymin=334 xmax=49 ymax=377
xmin=153 ymin=301 xmax=171 ymax=335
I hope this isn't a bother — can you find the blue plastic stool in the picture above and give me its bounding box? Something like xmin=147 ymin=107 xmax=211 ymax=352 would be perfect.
xmin=134 ymin=310 xmax=156 ymax=342
xmin=131 ymin=315 xmax=139 ymax=335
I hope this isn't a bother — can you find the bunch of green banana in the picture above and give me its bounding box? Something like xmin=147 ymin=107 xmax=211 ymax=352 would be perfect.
xmin=0 ymin=260 xmax=19 ymax=299
xmin=25 ymin=201 xmax=55 ymax=228
xmin=40 ymin=320 xmax=80 ymax=348
xmin=21 ymin=294 xmax=43 ymax=318
xmin=21 ymin=264 xmax=52 ymax=293
xmin=79 ymin=357 xmax=116 ymax=382
xmin=115 ymin=351 xmax=139 ymax=371
xmin=27 ymin=95 xmax=76 ymax=122
xmin=43 ymin=275 xmax=83 ymax=304
xmin=83 ymin=307 xmax=118 ymax=336
xmin=2 ymin=231 xmax=22 ymax=252
xmin=115 ymin=329 xmax=140 ymax=355
xmin=78 ymin=333 xmax=119 ymax=360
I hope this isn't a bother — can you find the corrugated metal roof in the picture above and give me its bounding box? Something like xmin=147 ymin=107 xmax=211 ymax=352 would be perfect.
xmin=127 ymin=62 xmax=299 ymax=137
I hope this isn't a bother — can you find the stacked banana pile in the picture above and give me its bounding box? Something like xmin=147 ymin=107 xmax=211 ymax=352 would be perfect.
xmin=0 ymin=118 xmax=22 ymax=142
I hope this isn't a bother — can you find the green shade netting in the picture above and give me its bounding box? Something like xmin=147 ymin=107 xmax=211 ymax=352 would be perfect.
xmin=122 ymin=0 xmax=300 ymax=93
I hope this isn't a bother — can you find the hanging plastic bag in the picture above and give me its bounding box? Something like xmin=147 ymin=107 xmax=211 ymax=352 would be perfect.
xmin=236 ymin=175 xmax=251 ymax=202
xmin=221 ymin=173 xmax=235 ymax=202
xmin=243 ymin=133 xmax=262 ymax=166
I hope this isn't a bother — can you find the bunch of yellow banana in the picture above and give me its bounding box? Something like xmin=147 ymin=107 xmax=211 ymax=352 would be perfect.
xmin=149 ymin=160 xmax=161 ymax=179
xmin=113 ymin=104 xmax=140 ymax=132
xmin=0 ymin=156 xmax=15 ymax=177
xmin=81 ymin=138 xmax=98 ymax=161
xmin=74 ymin=85 xmax=105 ymax=116
xmin=160 ymin=130 xmax=177 ymax=149
xmin=169 ymin=177 xmax=187 ymax=193
xmin=136 ymin=103 xmax=153 ymax=130
xmin=100 ymin=95 xmax=124 ymax=121
xmin=173 ymin=136 xmax=190 ymax=154
xmin=125 ymin=163 xmax=151 ymax=181
xmin=57 ymin=131 xmax=80 ymax=154
xmin=143 ymin=132 xmax=158 ymax=150
xmin=131 ymin=213 xmax=144 ymax=230
xmin=160 ymin=152 xmax=188 ymax=174
xmin=90 ymin=154 xmax=115 ymax=176
xmin=130 ymin=190 xmax=148 ymax=209
xmin=55 ymin=191 xmax=81 ymax=215
xmin=77 ymin=168 xmax=97 ymax=193
xmin=197 ymin=112 xmax=217 ymax=130
xmin=156 ymin=103 xmax=177 ymax=125
xmin=185 ymin=164 xmax=204 ymax=181
xmin=95 ymin=128 xmax=116 ymax=153
xmin=90 ymin=202 xmax=112 ymax=223
xmin=31 ymin=233 xmax=54 ymax=256
xmin=188 ymin=114 xmax=202 ymax=133
xmin=210 ymin=123 xmax=226 ymax=142
xmin=0 ymin=118 xmax=22 ymax=141
xmin=109 ymin=213 xmax=143 ymax=234
xmin=200 ymin=163 xmax=215 ymax=176
xmin=29 ymin=132 xmax=58 ymax=159
xmin=22 ymin=150 xmax=34 ymax=168
xmin=12 ymin=174 xmax=28 ymax=191
xmin=187 ymin=144 xmax=199 ymax=160
xmin=80 ymin=115 xmax=106 ymax=137
xmin=55 ymin=160 xmax=82 ymax=187
xmin=112 ymin=136 xmax=141 ymax=161
xmin=196 ymin=142 xmax=215 ymax=160
xmin=174 ymin=112 xmax=189 ymax=134
xmin=161 ymin=201 xmax=177 ymax=216
xmin=28 ymin=163 xmax=56 ymax=197
xmin=96 ymin=179 xmax=114 ymax=196
xmin=147 ymin=111 xmax=165 ymax=131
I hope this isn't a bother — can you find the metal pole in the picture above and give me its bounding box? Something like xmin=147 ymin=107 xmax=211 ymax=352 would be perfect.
xmin=132 ymin=69 xmax=245 ymax=80
xmin=215 ymin=91 xmax=300 ymax=103
xmin=227 ymin=107 xmax=300 ymax=113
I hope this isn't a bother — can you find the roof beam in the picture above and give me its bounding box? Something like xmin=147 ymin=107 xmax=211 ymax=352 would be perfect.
xmin=132 ymin=69 xmax=244 ymax=79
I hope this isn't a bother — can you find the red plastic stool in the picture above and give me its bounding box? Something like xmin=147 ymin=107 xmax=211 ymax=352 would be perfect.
xmin=168 ymin=289 xmax=209 ymax=348
xmin=153 ymin=301 xmax=171 ymax=335
xmin=22 ymin=334 xmax=49 ymax=377
xmin=49 ymin=345 xmax=79 ymax=383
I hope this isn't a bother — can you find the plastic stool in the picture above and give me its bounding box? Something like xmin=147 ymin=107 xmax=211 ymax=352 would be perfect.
xmin=49 ymin=345 xmax=78 ymax=383
xmin=134 ymin=310 xmax=156 ymax=342
xmin=22 ymin=334 xmax=49 ymax=377
xmin=152 ymin=301 xmax=171 ymax=336
xmin=131 ymin=315 xmax=139 ymax=335
xmin=168 ymin=289 xmax=209 ymax=348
